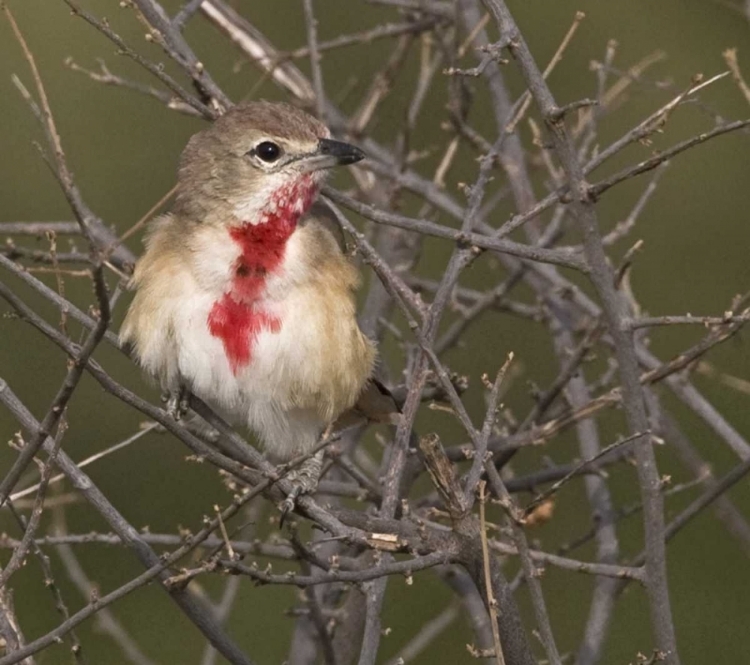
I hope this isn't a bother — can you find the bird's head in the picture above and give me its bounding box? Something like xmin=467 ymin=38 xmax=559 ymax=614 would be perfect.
xmin=174 ymin=101 xmax=364 ymax=225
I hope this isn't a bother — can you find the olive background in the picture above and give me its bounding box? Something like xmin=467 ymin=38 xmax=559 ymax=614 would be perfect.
xmin=1 ymin=1 xmax=749 ymax=663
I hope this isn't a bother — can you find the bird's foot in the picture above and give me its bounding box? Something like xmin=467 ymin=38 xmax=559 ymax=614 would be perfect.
xmin=162 ymin=385 xmax=190 ymax=421
xmin=279 ymin=450 xmax=324 ymax=526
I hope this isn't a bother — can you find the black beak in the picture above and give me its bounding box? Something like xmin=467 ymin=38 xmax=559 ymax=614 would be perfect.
xmin=317 ymin=138 xmax=365 ymax=166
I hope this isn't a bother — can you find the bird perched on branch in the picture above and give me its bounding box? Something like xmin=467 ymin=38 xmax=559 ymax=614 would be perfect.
xmin=121 ymin=101 xmax=396 ymax=516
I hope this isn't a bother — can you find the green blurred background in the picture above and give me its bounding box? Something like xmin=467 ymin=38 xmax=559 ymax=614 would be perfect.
xmin=1 ymin=0 xmax=749 ymax=663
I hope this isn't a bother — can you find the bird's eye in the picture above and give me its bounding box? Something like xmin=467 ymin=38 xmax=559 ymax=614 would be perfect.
xmin=254 ymin=141 xmax=282 ymax=163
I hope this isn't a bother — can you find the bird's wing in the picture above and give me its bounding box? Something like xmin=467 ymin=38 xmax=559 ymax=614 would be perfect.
xmin=333 ymin=378 xmax=402 ymax=430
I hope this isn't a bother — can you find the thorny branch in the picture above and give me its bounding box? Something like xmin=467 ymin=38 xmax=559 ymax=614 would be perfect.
xmin=1 ymin=1 xmax=749 ymax=665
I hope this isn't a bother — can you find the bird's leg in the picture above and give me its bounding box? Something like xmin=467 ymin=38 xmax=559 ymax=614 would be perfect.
xmin=279 ymin=449 xmax=325 ymax=523
xmin=161 ymin=383 xmax=191 ymax=420
xmin=154 ymin=386 xmax=218 ymax=441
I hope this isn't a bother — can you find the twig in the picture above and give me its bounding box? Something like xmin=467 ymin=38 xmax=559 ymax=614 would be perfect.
xmin=628 ymin=311 xmax=750 ymax=329
xmin=724 ymin=48 xmax=750 ymax=105
xmin=178 ymin=551 xmax=450 ymax=587
xmin=505 ymin=11 xmax=586 ymax=134
xmin=302 ymin=0 xmax=326 ymax=122
xmin=107 ymin=185 xmax=178 ymax=259
xmin=490 ymin=540 xmax=644 ymax=582
xmin=383 ymin=603 xmax=460 ymax=665
xmin=478 ymin=482 xmax=505 ymax=665
xmin=200 ymin=0 xmax=314 ymax=101
xmin=463 ymin=353 xmax=514 ymax=508
xmin=289 ymin=18 xmax=440 ymax=59
xmin=523 ymin=430 xmax=648 ymax=517
xmin=602 ymin=163 xmax=668 ymax=247
xmin=589 ymin=118 xmax=750 ymax=199
xmin=174 ymin=0 xmax=205 ymax=30
xmin=324 ymin=187 xmax=589 ymax=272
xmin=66 ymin=57 xmax=202 ymax=117
xmin=0 ymin=426 xmax=67 ymax=588
xmin=0 ymin=222 xmax=81 ymax=236
xmin=484 ymin=467 xmax=562 ymax=665
xmin=10 ymin=425 xmax=157 ymax=502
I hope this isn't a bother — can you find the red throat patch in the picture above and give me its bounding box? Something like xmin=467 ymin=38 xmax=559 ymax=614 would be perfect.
xmin=207 ymin=175 xmax=317 ymax=373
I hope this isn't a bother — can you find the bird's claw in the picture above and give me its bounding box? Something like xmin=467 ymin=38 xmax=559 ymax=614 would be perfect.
xmin=162 ymin=385 xmax=190 ymax=421
xmin=278 ymin=451 xmax=325 ymax=527
xmin=279 ymin=485 xmax=303 ymax=527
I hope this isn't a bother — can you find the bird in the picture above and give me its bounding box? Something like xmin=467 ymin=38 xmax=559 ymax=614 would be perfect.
xmin=121 ymin=101 xmax=394 ymax=516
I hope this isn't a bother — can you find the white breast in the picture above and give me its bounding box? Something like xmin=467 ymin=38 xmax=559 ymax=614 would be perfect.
xmin=169 ymin=227 xmax=334 ymax=456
